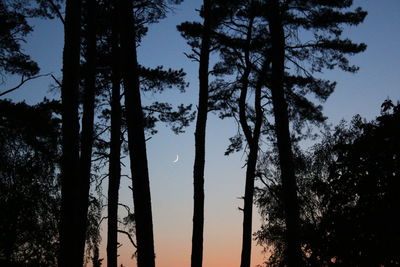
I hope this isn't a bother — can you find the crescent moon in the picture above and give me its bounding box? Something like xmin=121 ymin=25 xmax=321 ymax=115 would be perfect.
xmin=173 ymin=154 xmax=179 ymax=163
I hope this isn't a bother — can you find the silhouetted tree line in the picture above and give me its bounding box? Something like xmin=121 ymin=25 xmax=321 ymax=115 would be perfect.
xmin=256 ymin=100 xmax=400 ymax=266
xmin=1 ymin=0 xmax=398 ymax=267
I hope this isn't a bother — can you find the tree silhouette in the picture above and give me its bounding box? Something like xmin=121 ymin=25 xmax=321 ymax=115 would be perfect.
xmin=315 ymin=103 xmax=400 ymax=266
xmin=178 ymin=1 xmax=213 ymax=266
xmin=117 ymin=0 xmax=156 ymax=264
xmin=0 ymin=99 xmax=61 ymax=266
xmin=79 ymin=2 xmax=193 ymax=265
xmin=262 ymin=1 xmax=367 ymax=264
xmin=0 ymin=0 xmax=63 ymax=96
xmin=0 ymin=1 xmax=40 ymax=77
xmin=209 ymin=1 xmax=366 ymax=264
xmin=116 ymin=0 xmax=190 ymax=265
xmin=256 ymin=100 xmax=400 ymax=266
xmin=212 ymin=3 xmax=270 ymax=266
xmin=203 ymin=1 xmax=269 ymax=265
xmin=76 ymin=0 xmax=98 ymax=262
xmin=178 ymin=1 xmax=245 ymax=266
xmin=267 ymin=0 xmax=302 ymax=264
xmin=0 ymin=1 xmax=394 ymax=267
xmin=57 ymin=0 xmax=84 ymax=265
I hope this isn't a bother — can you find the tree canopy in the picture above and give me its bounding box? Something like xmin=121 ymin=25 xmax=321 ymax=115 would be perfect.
xmin=2 ymin=1 xmax=399 ymax=267
xmin=256 ymin=100 xmax=400 ymax=266
xmin=0 ymin=99 xmax=61 ymax=266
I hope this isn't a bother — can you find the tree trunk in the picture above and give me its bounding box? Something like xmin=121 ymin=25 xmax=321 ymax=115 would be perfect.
xmin=76 ymin=0 xmax=97 ymax=264
xmin=118 ymin=1 xmax=155 ymax=266
xmin=239 ymin=81 xmax=265 ymax=267
xmin=239 ymin=145 xmax=257 ymax=267
xmin=58 ymin=0 xmax=82 ymax=266
xmin=107 ymin=2 xmax=122 ymax=266
xmin=191 ymin=1 xmax=211 ymax=267
xmin=239 ymin=63 xmax=265 ymax=267
xmin=268 ymin=0 xmax=302 ymax=265
xmin=238 ymin=13 xmax=259 ymax=267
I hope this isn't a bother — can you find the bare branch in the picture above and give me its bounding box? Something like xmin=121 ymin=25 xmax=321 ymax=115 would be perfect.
xmin=0 ymin=73 xmax=51 ymax=97
xmin=51 ymin=74 xmax=62 ymax=88
xmin=117 ymin=230 xmax=137 ymax=248
xmin=98 ymin=216 xmax=108 ymax=228
xmin=285 ymin=55 xmax=313 ymax=78
xmin=183 ymin=52 xmax=200 ymax=62
xmin=118 ymin=203 xmax=132 ymax=214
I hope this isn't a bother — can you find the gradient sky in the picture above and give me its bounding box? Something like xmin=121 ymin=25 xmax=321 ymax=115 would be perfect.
xmin=1 ymin=1 xmax=400 ymax=267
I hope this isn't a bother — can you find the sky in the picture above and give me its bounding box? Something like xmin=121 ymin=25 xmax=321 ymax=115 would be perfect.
xmin=1 ymin=0 xmax=400 ymax=267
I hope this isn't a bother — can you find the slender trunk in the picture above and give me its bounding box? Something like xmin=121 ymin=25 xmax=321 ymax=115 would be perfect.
xmin=107 ymin=3 xmax=122 ymax=266
xmin=238 ymin=13 xmax=257 ymax=267
xmin=239 ymin=64 xmax=266 ymax=267
xmin=268 ymin=0 xmax=302 ymax=265
xmin=58 ymin=0 xmax=81 ymax=266
xmin=118 ymin=1 xmax=155 ymax=266
xmin=76 ymin=0 xmax=97 ymax=264
xmin=191 ymin=1 xmax=211 ymax=267
xmin=239 ymin=145 xmax=257 ymax=267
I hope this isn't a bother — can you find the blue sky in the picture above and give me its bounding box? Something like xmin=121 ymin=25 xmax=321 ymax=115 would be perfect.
xmin=1 ymin=0 xmax=400 ymax=266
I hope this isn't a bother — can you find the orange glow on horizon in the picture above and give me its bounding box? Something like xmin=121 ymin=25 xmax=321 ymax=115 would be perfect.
xmin=95 ymin=225 xmax=268 ymax=267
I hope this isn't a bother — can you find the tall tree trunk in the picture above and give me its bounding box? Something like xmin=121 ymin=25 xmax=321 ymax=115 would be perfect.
xmin=238 ymin=13 xmax=257 ymax=267
xmin=118 ymin=1 xmax=155 ymax=266
xmin=268 ymin=0 xmax=302 ymax=265
xmin=58 ymin=0 xmax=82 ymax=266
xmin=107 ymin=3 xmax=122 ymax=266
xmin=239 ymin=146 xmax=257 ymax=267
xmin=238 ymin=50 xmax=267 ymax=267
xmin=239 ymin=85 xmax=264 ymax=267
xmin=191 ymin=1 xmax=211 ymax=267
xmin=76 ymin=0 xmax=97 ymax=264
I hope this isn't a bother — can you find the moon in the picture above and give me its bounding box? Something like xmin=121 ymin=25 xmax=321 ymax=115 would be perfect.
xmin=173 ymin=154 xmax=179 ymax=163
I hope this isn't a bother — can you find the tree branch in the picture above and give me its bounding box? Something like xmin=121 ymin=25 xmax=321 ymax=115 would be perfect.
xmin=118 ymin=203 xmax=132 ymax=214
xmin=117 ymin=230 xmax=137 ymax=248
xmin=51 ymin=74 xmax=62 ymax=88
xmin=0 ymin=73 xmax=51 ymax=97
xmin=47 ymin=0 xmax=65 ymax=24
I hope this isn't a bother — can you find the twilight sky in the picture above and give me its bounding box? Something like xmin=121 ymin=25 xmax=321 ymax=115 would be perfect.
xmin=1 ymin=1 xmax=400 ymax=267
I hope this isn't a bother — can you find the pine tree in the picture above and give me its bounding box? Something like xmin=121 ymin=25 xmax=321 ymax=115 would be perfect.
xmin=179 ymin=1 xmax=212 ymax=266
xmin=178 ymin=1 xmax=241 ymax=266
xmin=117 ymin=1 xmax=188 ymax=266
xmin=0 ymin=0 xmax=63 ymax=96
xmin=263 ymin=0 xmax=367 ymax=264
xmin=208 ymin=1 xmax=366 ymax=265
xmin=267 ymin=0 xmax=302 ymax=264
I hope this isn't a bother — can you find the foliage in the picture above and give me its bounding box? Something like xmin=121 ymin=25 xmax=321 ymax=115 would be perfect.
xmin=256 ymin=100 xmax=400 ymax=266
xmin=0 ymin=99 xmax=61 ymax=266
xmin=85 ymin=196 xmax=104 ymax=267
xmin=214 ymin=0 xmax=366 ymax=146
xmin=88 ymin=0 xmax=194 ymax=138
xmin=0 ymin=0 xmax=63 ymax=78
